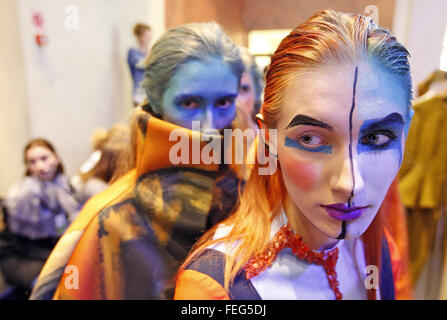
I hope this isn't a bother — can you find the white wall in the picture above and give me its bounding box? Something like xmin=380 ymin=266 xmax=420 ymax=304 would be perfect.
xmin=0 ymin=0 xmax=30 ymax=196
xmin=0 ymin=0 xmax=165 ymax=195
xmin=393 ymin=0 xmax=447 ymax=95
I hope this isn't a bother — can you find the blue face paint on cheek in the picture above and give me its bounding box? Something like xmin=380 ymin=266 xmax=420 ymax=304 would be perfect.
xmin=284 ymin=136 xmax=332 ymax=154
xmin=356 ymin=112 xmax=405 ymax=164
xmin=161 ymin=59 xmax=239 ymax=130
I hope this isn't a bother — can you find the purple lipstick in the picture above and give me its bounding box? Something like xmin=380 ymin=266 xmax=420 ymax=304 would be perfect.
xmin=322 ymin=203 xmax=367 ymax=221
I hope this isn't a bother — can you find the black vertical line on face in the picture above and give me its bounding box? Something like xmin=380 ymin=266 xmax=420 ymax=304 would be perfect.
xmin=337 ymin=66 xmax=359 ymax=240
xmin=337 ymin=222 xmax=347 ymax=240
xmin=347 ymin=66 xmax=359 ymax=209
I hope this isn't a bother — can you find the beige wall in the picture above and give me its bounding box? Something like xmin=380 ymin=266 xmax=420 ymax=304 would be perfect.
xmin=0 ymin=0 xmax=30 ymax=196
xmin=0 ymin=0 xmax=165 ymax=195
xmin=166 ymin=0 xmax=396 ymax=47
xmin=393 ymin=0 xmax=447 ymax=95
xmin=166 ymin=0 xmax=246 ymax=45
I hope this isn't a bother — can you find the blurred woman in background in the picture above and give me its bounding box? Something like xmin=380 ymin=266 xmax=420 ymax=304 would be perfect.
xmin=235 ymin=46 xmax=264 ymax=134
xmin=1 ymin=138 xmax=79 ymax=297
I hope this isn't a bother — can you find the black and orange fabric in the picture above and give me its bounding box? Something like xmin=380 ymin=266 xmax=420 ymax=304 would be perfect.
xmin=30 ymin=112 xmax=241 ymax=299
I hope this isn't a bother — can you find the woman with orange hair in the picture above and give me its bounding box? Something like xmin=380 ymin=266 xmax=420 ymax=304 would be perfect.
xmin=175 ymin=10 xmax=413 ymax=300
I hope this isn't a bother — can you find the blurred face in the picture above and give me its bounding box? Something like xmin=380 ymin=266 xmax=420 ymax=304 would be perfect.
xmin=236 ymin=72 xmax=256 ymax=116
xmin=138 ymin=29 xmax=151 ymax=48
xmin=275 ymin=60 xmax=410 ymax=241
xmin=26 ymin=146 xmax=60 ymax=181
xmin=161 ymin=59 xmax=239 ymax=132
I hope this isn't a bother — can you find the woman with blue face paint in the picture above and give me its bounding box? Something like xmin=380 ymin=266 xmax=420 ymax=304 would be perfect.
xmin=30 ymin=22 xmax=244 ymax=300
xmin=175 ymin=10 xmax=413 ymax=300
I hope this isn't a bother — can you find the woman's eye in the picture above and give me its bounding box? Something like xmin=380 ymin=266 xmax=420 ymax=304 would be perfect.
xmin=180 ymin=100 xmax=199 ymax=110
xmin=298 ymin=134 xmax=326 ymax=147
xmin=240 ymin=85 xmax=250 ymax=93
xmin=216 ymin=98 xmax=234 ymax=109
xmin=362 ymin=132 xmax=394 ymax=146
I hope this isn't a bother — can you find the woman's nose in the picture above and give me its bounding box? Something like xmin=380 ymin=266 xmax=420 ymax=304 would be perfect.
xmin=330 ymin=154 xmax=365 ymax=199
xmin=201 ymin=107 xmax=215 ymax=132
xmin=35 ymin=160 xmax=46 ymax=171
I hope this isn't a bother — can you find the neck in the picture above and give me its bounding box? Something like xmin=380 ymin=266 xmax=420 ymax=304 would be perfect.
xmin=283 ymin=195 xmax=339 ymax=251
xmin=138 ymin=43 xmax=148 ymax=53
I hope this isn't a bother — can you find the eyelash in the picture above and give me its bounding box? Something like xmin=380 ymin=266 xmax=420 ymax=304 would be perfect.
xmin=284 ymin=133 xmax=332 ymax=154
xmin=360 ymin=130 xmax=397 ymax=148
xmin=176 ymin=98 xmax=235 ymax=110
xmin=240 ymin=85 xmax=250 ymax=93
xmin=216 ymin=97 xmax=235 ymax=108
xmin=179 ymin=99 xmax=200 ymax=110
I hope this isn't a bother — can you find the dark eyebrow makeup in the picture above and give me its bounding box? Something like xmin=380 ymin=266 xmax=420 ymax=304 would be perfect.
xmin=173 ymin=94 xmax=202 ymax=105
xmin=286 ymin=115 xmax=333 ymax=131
xmin=357 ymin=112 xmax=405 ymax=161
xmin=358 ymin=112 xmax=404 ymax=135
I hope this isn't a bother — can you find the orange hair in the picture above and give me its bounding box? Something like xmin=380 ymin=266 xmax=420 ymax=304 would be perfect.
xmin=133 ymin=23 xmax=151 ymax=37
xmin=179 ymin=9 xmax=411 ymax=300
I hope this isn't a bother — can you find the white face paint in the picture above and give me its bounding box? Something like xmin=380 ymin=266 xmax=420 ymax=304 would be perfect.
xmin=275 ymin=60 xmax=409 ymax=248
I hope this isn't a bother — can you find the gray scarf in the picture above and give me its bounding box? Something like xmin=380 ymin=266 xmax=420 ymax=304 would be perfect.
xmin=6 ymin=174 xmax=80 ymax=240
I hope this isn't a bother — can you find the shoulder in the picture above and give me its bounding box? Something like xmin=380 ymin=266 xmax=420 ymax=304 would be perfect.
xmin=175 ymin=249 xmax=229 ymax=300
xmin=6 ymin=176 xmax=40 ymax=203
xmin=9 ymin=176 xmax=40 ymax=193
xmin=175 ymin=246 xmax=262 ymax=300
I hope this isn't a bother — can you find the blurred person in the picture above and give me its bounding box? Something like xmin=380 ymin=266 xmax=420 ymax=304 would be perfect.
xmin=417 ymin=70 xmax=447 ymax=98
xmin=235 ymin=47 xmax=264 ymax=133
xmin=71 ymin=124 xmax=130 ymax=206
xmin=31 ymin=22 xmax=245 ymax=300
xmin=207 ymin=49 xmax=265 ymax=227
xmin=1 ymin=139 xmax=79 ymax=297
xmin=128 ymin=23 xmax=152 ymax=106
xmin=230 ymin=47 xmax=265 ymax=181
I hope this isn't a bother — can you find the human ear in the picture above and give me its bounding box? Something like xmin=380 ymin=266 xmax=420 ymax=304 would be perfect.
xmin=404 ymin=108 xmax=415 ymax=138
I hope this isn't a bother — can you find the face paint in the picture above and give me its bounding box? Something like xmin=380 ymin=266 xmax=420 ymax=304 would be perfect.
xmin=284 ymin=137 xmax=332 ymax=154
xmin=276 ymin=60 xmax=408 ymax=250
xmin=161 ymin=59 xmax=239 ymax=131
xmin=347 ymin=67 xmax=359 ymax=210
xmin=332 ymin=66 xmax=360 ymax=240
xmin=357 ymin=112 xmax=405 ymax=164
xmin=284 ymin=114 xmax=334 ymax=154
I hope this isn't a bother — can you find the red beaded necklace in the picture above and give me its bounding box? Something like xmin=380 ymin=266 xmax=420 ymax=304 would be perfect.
xmin=243 ymin=223 xmax=342 ymax=300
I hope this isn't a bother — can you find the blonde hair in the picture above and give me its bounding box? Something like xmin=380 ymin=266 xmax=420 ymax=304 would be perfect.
xmin=180 ymin=10 xmax=412 ymax=300
xmin=80 ymin=124 xmax=130 ymax=184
